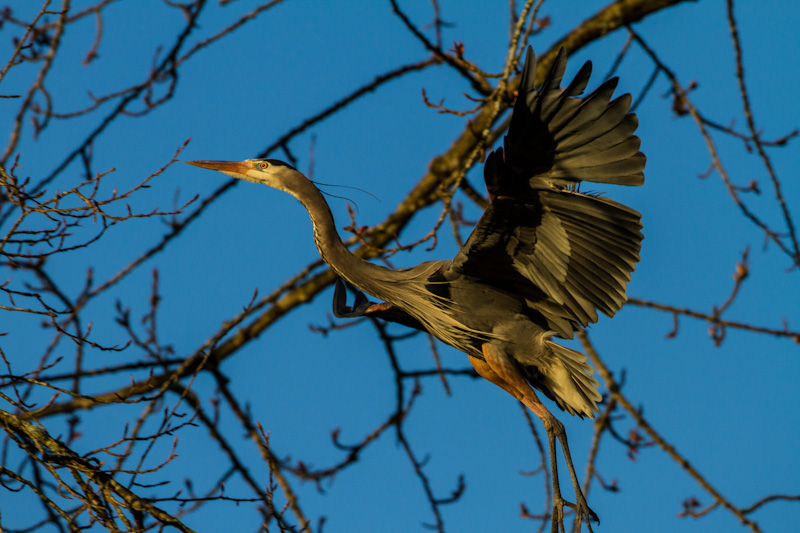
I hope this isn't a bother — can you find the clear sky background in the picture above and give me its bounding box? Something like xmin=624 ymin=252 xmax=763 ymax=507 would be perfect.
xmin=2 ymin=1 xmax=799 ymax=532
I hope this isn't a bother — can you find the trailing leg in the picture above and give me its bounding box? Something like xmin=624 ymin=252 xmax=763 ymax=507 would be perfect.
xmin=473 ymin=343 xmax=598 ymax=532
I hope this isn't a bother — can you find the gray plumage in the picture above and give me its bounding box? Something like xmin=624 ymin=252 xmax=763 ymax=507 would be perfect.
xmin=188 ymin=46 xmax=644 ymax=531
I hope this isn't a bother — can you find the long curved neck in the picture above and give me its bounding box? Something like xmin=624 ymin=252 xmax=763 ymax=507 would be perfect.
xmin=286 ymin=179 xmax=396 ymax=298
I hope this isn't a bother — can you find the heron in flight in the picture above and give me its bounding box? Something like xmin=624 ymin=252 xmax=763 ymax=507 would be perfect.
xmin=188 ymin=47 xmax=644 ymax=531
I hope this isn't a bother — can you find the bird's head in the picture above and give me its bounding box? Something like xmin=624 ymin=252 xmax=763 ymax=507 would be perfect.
xmin=186 ymin=158 xmax=308 ymax=195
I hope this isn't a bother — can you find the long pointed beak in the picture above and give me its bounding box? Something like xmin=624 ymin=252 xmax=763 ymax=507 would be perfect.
xmin=186 ymin=160 xmax=254 ymax=174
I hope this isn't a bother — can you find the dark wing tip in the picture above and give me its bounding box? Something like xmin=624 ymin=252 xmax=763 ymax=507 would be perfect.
xmin=492 ymin=46 xmax=646 ymax=194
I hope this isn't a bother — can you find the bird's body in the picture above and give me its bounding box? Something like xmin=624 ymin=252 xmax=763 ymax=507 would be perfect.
xmin=189 ymin=46 xmax=644 ymax=532
xmin=341 ymin=257 xmax=603 ymax=417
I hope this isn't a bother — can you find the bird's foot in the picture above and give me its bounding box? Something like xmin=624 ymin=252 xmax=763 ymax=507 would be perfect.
xmin=550 ymin=494 xmax=566 ymax=533
xmin=332 ymin=279 xmax=371 ymax=318
xmin=561 ymin=493 xmax=599 ymax=532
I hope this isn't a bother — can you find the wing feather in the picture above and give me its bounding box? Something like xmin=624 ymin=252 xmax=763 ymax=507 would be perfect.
xmin=449 ymin=46 xmax=644 ymax=337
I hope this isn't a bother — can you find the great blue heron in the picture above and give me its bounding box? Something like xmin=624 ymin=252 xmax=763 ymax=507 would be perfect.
xmin=188 ymin=46 xmax=644 ymax=532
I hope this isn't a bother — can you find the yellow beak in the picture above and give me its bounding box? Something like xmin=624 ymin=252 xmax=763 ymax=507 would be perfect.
xmin=186 ymin=160 xmax=254 ymax=174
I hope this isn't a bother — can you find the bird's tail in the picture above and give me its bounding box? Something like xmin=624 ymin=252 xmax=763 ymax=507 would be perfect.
xmin=525 ymin=339 xmax=601 ymax=418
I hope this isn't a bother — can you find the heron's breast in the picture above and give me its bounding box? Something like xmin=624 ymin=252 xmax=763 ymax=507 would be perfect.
xmin=418 ymin=280 xmax=526 ymax=357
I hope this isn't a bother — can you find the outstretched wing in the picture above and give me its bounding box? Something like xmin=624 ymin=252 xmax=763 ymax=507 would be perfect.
xmin=447 ymin=47 xmax=644 ymax=338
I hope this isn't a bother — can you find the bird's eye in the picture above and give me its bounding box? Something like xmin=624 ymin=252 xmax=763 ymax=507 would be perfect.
xmin=260 ymin=161 xmax=269 ymax=170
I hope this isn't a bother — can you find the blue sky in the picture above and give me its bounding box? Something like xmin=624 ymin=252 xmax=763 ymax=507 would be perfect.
xmin=2 ymin=1 xmax=799 ymax=532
